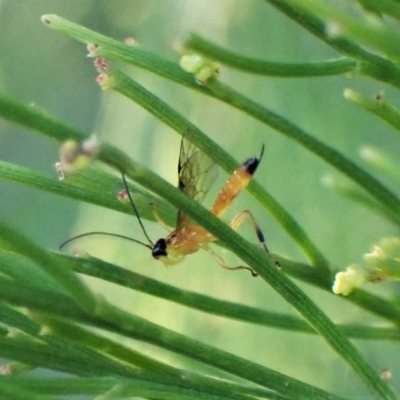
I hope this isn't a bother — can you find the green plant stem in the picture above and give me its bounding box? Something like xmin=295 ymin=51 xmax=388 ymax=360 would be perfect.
xmin=1 ymin=86 xmax=399 ymax=343
xmin=0 ymin=335 xmax=135 ymax=378
xmin=1 ymin=153 xmax=398 ymax=331
xmin=185 ymin=34 xmax=357 ymax=77
xmin=0 ymin=306 xmax=138 ymax=379
xmin=0 ymin=304 xmax=284 ymax=400
xmin=355 ymin=0 xmax=400 ymax=21
xmin=279 ymin=257 xmax=400 ymax=327
xmin=0 ymin=303 xmax=39 ymax=336
xmin=0 ymin=160 xmax=176 ymax=226
xmin=41 ymin=13 xmax=400 ymax=90
xmin=94 ymin=144 xmax=395 ymax=399
xmin=34 ymin=314 xmax=179 ymax=377
xmin=40 ymin=15 xmax=400 ymax=226
xmin=0 ymin=376 xmax=289 ymax=400
xmin=0 ymin=220 xmax=96 ymax=314
xmin=206 ymin=79 xmax=400 ymax=224
xmin=345 ymin=89 xmax=400 ymax=134
xmin=0 ymin=88 xmax=329 ymax=270
xmin=106 ymin=69 xmax=329 ymax=270
xmin=0 ymin=379 xmax=59 ymax=400
xmin=0 ymin=277 xmax=346 ymax=400
xmin=284 ymin=0 xmax=400 ymax=64
xmin=0 ymin=88 xmax=393 ymax=396
xmin=1 ymin=247 xmax=397 ymax=341
xmin=263 ymin=0 xmax=400 ymax=89
xmin=325 ymin=177 xmax=400 ymax=226
xmin=50 ymin=250 xmax=400 ymax=341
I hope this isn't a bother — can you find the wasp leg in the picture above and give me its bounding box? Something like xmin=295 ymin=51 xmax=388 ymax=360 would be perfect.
xmin=230 ymin=210 xmax=281 ymax=268
xmin=204 ymin=246 xmax=257 ymax=277
xmin=149 ymin=203 xmax=173 ymax=233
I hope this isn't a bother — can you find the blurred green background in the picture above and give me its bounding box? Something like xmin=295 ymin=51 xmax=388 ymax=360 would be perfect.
xmin=0 ymin=0 xmax=399 ymax=397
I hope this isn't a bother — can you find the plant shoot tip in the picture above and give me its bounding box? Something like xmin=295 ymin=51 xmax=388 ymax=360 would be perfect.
xmin=41 ymin=14 xmax=56 ymax=25
xmin=325 ymin=21 xmax=343 ymax=38
xmin=381 ymin=368 xmax=392 ymax=382
xmin=343 ymin=88 xmax=354 ymax=100
xmin=96 ymin=73 xmax=114 ymax=90
xmin=94 ymin=57 xmax=109 ymax=72
xmin=87 ymin=43 xmax=99 ymax=57
xmin=180 ymin=54 xmax=219 ymax=84
xmin=124 ymin=37 xmax=138 ymax=46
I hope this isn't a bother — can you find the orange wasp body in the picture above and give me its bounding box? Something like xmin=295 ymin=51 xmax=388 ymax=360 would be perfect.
xmin=63 ymin=136 xmax=278 ymax=274
xmin=146 ymin=137 xmax=279 ymax=273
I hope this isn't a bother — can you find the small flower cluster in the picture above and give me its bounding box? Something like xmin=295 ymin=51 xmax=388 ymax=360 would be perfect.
xmin=332 ymin=264 xmax=369 ymax=296
xmin=55 ymin=136 xmax=100 ymax=180
xmin=180 ymin=54 xmax=219 ymax=84
xmin=332 ymin=237 xmax=400 ymax=296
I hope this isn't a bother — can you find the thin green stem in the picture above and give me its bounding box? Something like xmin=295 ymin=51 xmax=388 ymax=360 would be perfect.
xmin=95 ymin=144 xmax=395 ymax=399
xmin=0 ymin=87 xmax=394 ymax=396
xmin=185 ymin=34 xmax=357 ymax=77
xmin=0 ymin=160 xmax=176 ymax=226
xmin=355 ymin=0 xmax=400 ymax=21
xmin=0 ymin=94 xmax=398 ymax=331
xmin=0 ymin=376 xmax=289 ymax=400
xmin=0 ymin=379 xmax=59 ymax=400
xmin=0 ymin=85 xmax=330 ymax=270
xmin=107 ymin=68 xmax=330 ymax=270
xmin=1 ymin=247 xmax=398 ymax=341
xmin=34 ymin=313 xmax=179 ymax=377
xmin=284 ymin=0 xmax=400 ymax=64
xmin=40 ymin=15 xmax=400 ymax=225
xmin=0 ymin=303 xmax=39 ymax=336
xmin=1 ymin=305 xmax=289 ymax=400
xmin=206 ymin=79 xmax=400 ymax=224
xmin=345 ymin=89 xmax=400 ymax=134
xmin=263 ymin=0 xmax=400 ymax=89
xmin=324 ymin=178 xmax=399 ymax=227
xmin=0 ymin=335 xmax=135 ymax=378
xmin=0 ymin=220 xmax=96 ymax=314
xmin=0 ymin=305 xmax=137 ymax=379
xmin=52 ymin=250 xmax=400 ymax=340
xmin=0 ymin=277 xmax=345 ymax=400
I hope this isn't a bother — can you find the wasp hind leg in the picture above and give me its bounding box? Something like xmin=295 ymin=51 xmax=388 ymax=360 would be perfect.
xmin=230 ymin=210 xmax=281 ymax=268
xmin=205 ymin=246 xmax=257 ymax=277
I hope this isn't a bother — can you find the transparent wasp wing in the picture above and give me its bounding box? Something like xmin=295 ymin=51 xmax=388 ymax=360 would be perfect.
xmin=176 ymin=135 xmax=218 ymax=229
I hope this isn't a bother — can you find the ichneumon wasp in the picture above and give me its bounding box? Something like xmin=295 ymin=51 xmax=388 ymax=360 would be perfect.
xmin=61 ymin=135 xmax=280 ymax=276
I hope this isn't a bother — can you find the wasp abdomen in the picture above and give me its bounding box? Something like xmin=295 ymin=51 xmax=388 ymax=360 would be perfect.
xmin=210 ymin=145 xmax=264 ymax=218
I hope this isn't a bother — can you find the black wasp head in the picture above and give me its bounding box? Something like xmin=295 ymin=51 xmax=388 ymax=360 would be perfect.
xmin=152 ymin=238 xmax=167 ymax=259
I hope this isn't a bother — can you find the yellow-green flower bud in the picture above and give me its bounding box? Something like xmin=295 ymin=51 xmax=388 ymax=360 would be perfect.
xmin=332 ymin=264 xmax=369 ymax=296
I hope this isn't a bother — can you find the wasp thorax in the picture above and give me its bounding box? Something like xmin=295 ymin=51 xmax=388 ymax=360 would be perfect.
xmin=152 ymin=238 xmax=167 ymax=259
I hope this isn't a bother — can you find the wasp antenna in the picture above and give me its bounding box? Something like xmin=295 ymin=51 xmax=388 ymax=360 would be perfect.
xmin=59 ymin=231 xmax=152 ymax=251
xmin=259 ymin=144 xmax=265 ymax=161
xmin=122 ymin=174 xmax=154 ymax=246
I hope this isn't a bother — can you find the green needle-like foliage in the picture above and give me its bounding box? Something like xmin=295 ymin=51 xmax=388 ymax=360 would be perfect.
xmin=0 ymin=2 xmax=400 ymax=400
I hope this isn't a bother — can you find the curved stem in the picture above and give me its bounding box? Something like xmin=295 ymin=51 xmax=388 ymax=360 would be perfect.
xmin=185 ymin=34 xmax=357 ymax=77
xmin=97 ymin=143 xmax=396 ymax=400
